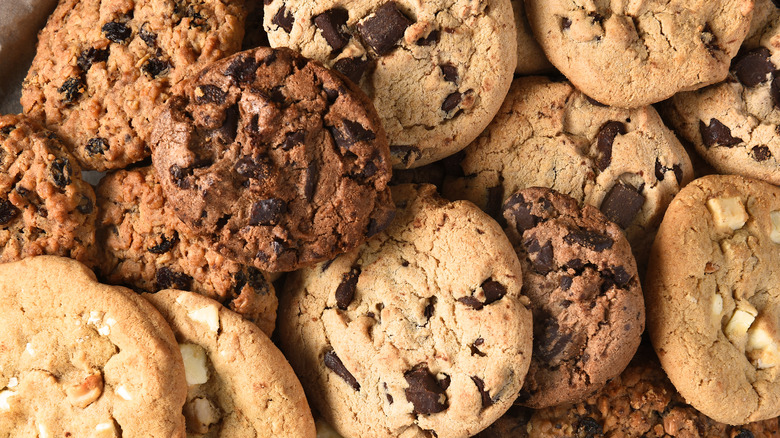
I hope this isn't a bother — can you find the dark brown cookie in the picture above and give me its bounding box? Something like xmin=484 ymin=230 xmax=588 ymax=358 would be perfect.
xmin=150 ymin=47 xmax=395 ymax=272
xmin=0 ymin=114 xmax=96 ymax=264
xmin=502 ymin=187 xmax=644 ymax=409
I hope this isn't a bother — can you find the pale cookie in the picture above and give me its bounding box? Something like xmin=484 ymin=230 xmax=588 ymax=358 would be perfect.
xmin=646 ymin=174 xmax=780 ymax=425
xmin=525 ymin=0 xmax=754 ymax=107
xmin=264 ymin=0 xmax=517 ymax=168
xmin=0 ymin=256 xmax=187 ymax=437
xmin=278 ymin=184 xmax=533 ymax=438
xmin=442 ymin=76 xmax=693 ymax=269
xmin=511 ymin=0 xmax=553 ymax=75
xmin=143 ymin=289 xmax=316 ymax=438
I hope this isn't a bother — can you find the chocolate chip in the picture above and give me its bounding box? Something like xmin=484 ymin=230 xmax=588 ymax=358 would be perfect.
xmin=560 ymin=276 xmax=573 ymax=291
xmin=458 ymin=296 xmax=483 ymax=310
xmin=471 ymin=376 xmax=493 ymax=408
xmin=235 ymin=155 xmax=272 ymax=181
xmin=249 ymin=199 xmax=286 ymax=226
xmin=482 ymin=279 xmax=506 ymax=305
xmin=611 ymin=266 xmax=631 ymax=287
xmin=383 ymin=382 xmax=394 ymax=404
xmin=59 ymin=77 xmax=85 ymax=103
xmin=333 ymin=57 xmax=372 ymax=84
xmin=358 ymin=1 xmax=412 ymax=56
xmin=280 ymin=130 xmax=305 ymax=150
xmin=323 ymin=87 xmax=340 ymax=104
xmin=404 ymin=364 xmax=448 ymax=414
xmin=324 ymin=350 xmax=360 ymax=390
xmin=486 ymin=185 xmax=504 ymax=220
xmin=142 ymin=57 xmax=170 ymax=78
xmin=470 ymin=338 xmax=486 ymax=357
xmin=225 ymin=55 xmax=258 ymax=84
xmin=441 ymin=91 xmax=462 ymax=113
xmin=673 ymin=164 xmax=683 ymax=184
xmin=735 ymin=429 xmax=755 ymax=438
xmin=503 ymin=193 xmax=538 ymax=233
xmin=304 ymin=162 xmax=318 ymax=201
xmin=314 ymin=8 xmax=350 ymax=51
xmin=416 ymin=29 xmax=440 ymax=46
xmin=194 ymin=85 xmax=227 ymax=104
xmin=234 ymin=266 xmax=269 ymax=295
xmin=331 ymin=120 xmax=376 ymax=150
xmin=85 ymin=137 xmax=109 ymax=156
xmin=0 ymin=199 xmax=19 ymax=224
xmin=525 ymin=238 xmax=554 ymax=275
xmin=272 ymin=5 xmax=294 ymax=33
xmin=139 ymin=23 xmax=157 ymax=46
xmin=77 ymin=47 xmax=109 ymax=72
xmin=367 ymin=209 xmax=396 ymax=237
xmin=772 ymin=76 xmax=780 ymax=108
xmin=335 ymin=266 xmax=361 ymax=310
xmin=534 ymin=317 xmax=572 ymax=362
xmin=102 ymin=21 xmax=131 ymax=43
xmin=699 ymin=118 xmax=742 ymax=147
xmin=599 ymin=182 xmax=645 ymax=229
xmin=752 ymin=145 xmax=772 ymax=161
xmin=561 ymin=16 xmax=573 ymax=30
xmin=155 ymin=267 xmax=193 ymax=290
xmin=576 ymin=417 xmax=603 ymax=438
xmin=733 ymin=47 xmax=775 ymax=87
xmin=390 ymin=145 xmax=421 ymax=167
xmin=440 ymin=63 xmax=458 ymax=83
xmin=654 ymin=159 xmax=665 ymax=181
xmin=596 ymin=121 xmax=626 ymax=171
xmin=76 ymin=195 xmax=94 ymax=215
xmin=211 ymin=104 xmax=239 ymax=145
xmin=148 ymin=232 xmax=179 ymax=254
xmin=563 ymin=229 xmax=613 ymax=252
xmin=424 ymin=297 xmax=436 ymax=321
xmin=51 ymin=158 xmax=72 ymax=188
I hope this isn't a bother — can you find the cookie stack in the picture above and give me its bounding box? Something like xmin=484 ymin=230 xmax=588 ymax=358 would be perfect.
xmin=1 ymin=0 xmax=779 ymax=436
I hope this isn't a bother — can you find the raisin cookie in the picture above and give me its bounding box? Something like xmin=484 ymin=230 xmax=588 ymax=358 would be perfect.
xmin=264 ymin=0 xmax=516 ymax=168
xmin=661 ymin=16 xmax=780 ymax=186
xmin=442 ymin=76 xmax=693 ymax=269
xmin=144 ymin=289 xmax=316 ymax=437
xmin=96 ymin=167 xmax=278 ymax=335
xmin=21 ymin=0 xmax=246 ymax=170
xmin=0 ymin=256 xmax=187 ymax=437
xmin=525 ymin=0 xmax=754 ymax=107
xmin=502 ymin=187 xmax=644 ymax=409
xmin=0 ymin=114 xmax=96 ymax=264
xmin=646 ymin=175 xmax=780 ymax=425
xmin=150 ymin=47 xmax=394 ymax=272
xmin=278 ymin=184 xmax=533 ymax=438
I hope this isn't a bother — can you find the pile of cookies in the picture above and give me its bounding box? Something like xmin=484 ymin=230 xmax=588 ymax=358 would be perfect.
xmin=1 ymin=0 xmax=779 ymax=437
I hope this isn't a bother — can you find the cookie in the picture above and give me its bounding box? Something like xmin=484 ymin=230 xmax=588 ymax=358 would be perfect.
xmin=278 ymin=184 xmax=533 ymax=438
xmin=0 ymin=114 xmax=96 ymax=264
xmin=150 ymin=47 xmax=395 ymax=272
xmin=21 ymin=0 xmax=246 ymax=171
xmin=476 ymin=346 xmax=780 ymax=438
xmin=143 ymin=289 xmax=316 ymax=437
xmin=502 ymin=187 xmax=644 ymax=408
xmin=661 ymin=16 xmax=780 ymax=186
xmin=511 ymin=0 xmax=553 ymax=75
xmin=525 ymin=0 xmax=754 ymax=107
xmin=746 ymin=0 xmax=779 ymax=48
xmin=0 ymin=256 xmax=187 ymax=437
xmin=95 ymin=167 xmax=278 ymax=335
xmin=263 ymin=0 xmax=517 ymax=168
xmin=646 ymin=174 xmax=780 ymax=425
xmin=442 ymin=76 xmax=693 ymax=269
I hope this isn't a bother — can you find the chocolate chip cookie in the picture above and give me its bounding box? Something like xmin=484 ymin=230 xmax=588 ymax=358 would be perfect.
xmin=0 ymin=114 xmax=96 ymax=264
xmin=512 ymin=0 xmax=553 ymax=75
xmin=278 ymin=184 xmax=533 ymax=438
xmin=144 ymin=289 xmax=316 ymax=437
xmin=0 ymin=256 xmax=187 ymax=437
xmin=150 ymin=47 xmax=395 ymax=272
xmin=264 ymin=0 xmax=517 ymax=168
xmin=525 ymin=0 xmax=754 ymax=107
xmin=502 ymin=187 xmax=644 ymax=409
xmin=21 ymin=0 xmax=246 ymax=170
xmin=646 ymin=174 xmax=780 ymax=425
xmin=96 ymin=167 xmax=278 ymax=335
xmin=442 ymin=76 xmax=693 ymax=269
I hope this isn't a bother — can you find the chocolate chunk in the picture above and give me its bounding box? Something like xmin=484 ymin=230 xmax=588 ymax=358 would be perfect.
xmin=77 ymin=47 xmax=109 ymax=72
xmin=51 ymin=158 xmax=72 ymax=188
xmin=752 ymin=145 xmax=772 ymax=161
xmin=439 ymin=374 xmax=451 ymax=390
xmin=733 ymin=47 xmax=775 ymax=87
xmin=59 ymin=77 xmax=85 ymax=103
xmin=102 ymin=21 xmax=131 ymax=43
xmin=358 ymin=1 xmax=412 ymax=56
xmin=235 ymin=155 xmax=271 ymax=181
xmin=611 ymin=265 xmax=631 ymax=287
xmin=139 ymin=23 xmax=157 ymax=46
xmin=194 ymin=85 xmax=227 ymax=104
xmin=333 ymin=57 xmax=372 ymax=84
xmin=596 ymin=121 xmax=626 ymax=171
xmin=169 ymin=165 xmax=191 ymax=189
xmin=0 ymin=199 xmax=19 ymax=224
xmin=155 ymin=267 xmax=193 ymax=290
xmin=142 ymin=58 xmax=170 ymax=78
xmin=471 ymin=376 xmax=493 ymax=408
xmin=249 ymin=199 xmax=286 ymax=226
xmin=404 ymin=364 xmax=448 ymax=414
xmin=563 ymin=229 xmax=614 ymax=252
xmin=424 ymin=297 xmax=436 ymax=321
xmin=440 ymin=63 xmax=458 ymax=83
xmin=210 ymin=104 xmax=239 ymax=145
xmin=86 ymin=138 xmax=109 ymax=156
xmin=487 ymin=185 xmax=504 ymax=220
xmin=234 ymin=266 xmax=269 ymax=295
xmin=673 ymin=164 xmax=683 ymax=184
xmin=225 ymin=55 xmax=259 ymax=84
xmin=335 ymin=266 xmax=361 ymax=310
xmin=76 ymin=195 xmax=94 ymax=215
xmin=504 ymin=193 xmax=538 ymax=233
xmin=441 ymin=92 xmax=462 ymax=113
xmin=699 ymin=118 xmax=742 ymax=147
xmin=304 ymin=162 xmax=318 ymax=201
xmin=525 ymin=238 xmax=554 ymax=275
xmin=272 ymin=5 xmax=295 ymax=33
xmin=458 ymin=296 xmax=483 ymax=310
xmin=654 ymin=159 xmax=665 ymax=181
xmin=599 ymin=183 xmax=645 ymax=229
xmin=470 ymin=338 xmax=486 ymax=357
xmin=324 ymin=350 xmax=360 ymax=390
xmin=383 ymin=382 xmax=394 ymax=404
xmin=314 ymin=8 xmax=350 ymax=51
xmin=331 ymin=119 xmax=376 ymax=150
xmin=367 ymin=209 xmax=396 ymax=237
xmin=390 ymin=145 xmax=421 ymax=167
xmin=281 ymin=130 xmax=305 ymax=150
xmin=562 ymin=17 xmax=572 ymax=30
xmin=482 ymin=279 xmax=506 ymax=305
xmin=416 ymin=29 xmax=440 ymax=46
xmin=576 ymin=417 xmax=603 ymax=437
xmin=534 ymin=317 xmax=572 ymax=362
xmin=560 ymin=276 xmax=573 ymax=291
xmin=772 ymin=76 xmax=780 ymax=108
xmin=148 ymin=232 xmax=179 ymax=254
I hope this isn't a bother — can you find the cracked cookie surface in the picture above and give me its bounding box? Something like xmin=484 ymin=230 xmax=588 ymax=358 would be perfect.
xmin=646 ymin=174 xmax=780 ymax=425
xmin=21 ymin=0 xmax=246 ymax=171
xmin=263 ymin=0 xmax=516 ymax=168
xmin=502 ymin=187 xmax=644 ymax=409
xmin=525 ymin=0 xmax=754 ymax=107
xmin=96 ymin=166 xmax=278 ymax=335
xmin=144 ymin=289 xmax=316 ymax=438
xmin=278 ymin=184 xmax=533 ymax=438
xmin=150 ymin=46 xmax=395 ymax=272
xmin=0 ymin=256 xmax=187 ymax=438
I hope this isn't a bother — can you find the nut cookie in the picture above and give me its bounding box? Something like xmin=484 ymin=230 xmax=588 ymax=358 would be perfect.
xmin=278 ymin=184 xmax=533 ymax=438
xmin=0 ymin=114 xmax=96 ymax=264
xmin=150 ymin=47 xmax=394 ymax=272
xmin=646 ymin=175 xmax=780 ymax=425
xmin=442 ymin=76 xmax=693 ymax=269
xmin=511 ymin=0 xmax=553 ymax=75
xmin=0 ymin=256 xmax=187 ymax=438
xmin=96 ymin=167 xmax=278 ymax=335
xmin=502 ymin=187 xmax=644 ymax=409
xmin=21 ymin=0 xmax=246 ymax=171
xmin=264 ymin=0 xmax=517 ymax=168
xmin=144 ymin=290 xmax=316 ymax=437
xmin=525 ymin=0 xmax=754 ymax=107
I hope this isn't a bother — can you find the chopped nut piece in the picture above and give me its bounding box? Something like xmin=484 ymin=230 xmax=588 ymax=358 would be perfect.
xmin=0 ymin=390 xmax=16 ymax=412
xmin=187 ymin=305 xmax=220 ymax=333
xmin=180 ymin=343 xmax=209 ymax=385
xmin=92 ymin=421 xmax=119 ymax=438
xmin=706 ymin=197 xmax=748 ymax=231
xmin=66 ymin=372 xmax=104 ymax=408
xmin=184 ymin=397 xmax=221 ymax=434
xmin=770 ymin=211 xmax=780 ymax=244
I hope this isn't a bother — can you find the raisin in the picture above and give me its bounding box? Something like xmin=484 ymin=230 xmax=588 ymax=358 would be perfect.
xmin=86 ymin=138 xmax=109 ymax=156
xmin=102 ymin=21 xmax=132 ymax=43
xmin=51 ymin=158 xmax=72 ymax=188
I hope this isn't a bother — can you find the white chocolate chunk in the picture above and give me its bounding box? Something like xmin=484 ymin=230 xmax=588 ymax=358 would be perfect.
xmin=7 ymin=377 xmax=17 ymax=388
xmin=88 ymin=311 xmax=103 ymax=325
xmin=725 ymin=307 xmax=757 ymax=342
xmin=97 ymin=325 xmax=111 ymax=336
xmin=116 ymin=385 xmax=132 ymax=401
xmin=92 ymin=422 xmax=118 ymax=438
xmin=707 ymin=197 xmax=748 ymax=231
xmin=180 ymin=343 xmax=209 ymax=385
xmin=25 ymin=343 xmax=34 ymax=356
xmin=747 ymin=316 xmax=780 ymax=369
xmin=66 ymin=372 xmax=104 ymax=408
xmin=183 ymin=397 xmax=221 ymax=434
xmin=711 ymin=294 xmax=724 ymax=318
xmin=0 ymin=390 xmax=16 ymax=412
xmin=187 ymin=305 xmax=220 ymax=333
xmin=38 ymin=423 xmax=51 ymax=438
xmin=770 ymin=211 xmax=780 ymax=244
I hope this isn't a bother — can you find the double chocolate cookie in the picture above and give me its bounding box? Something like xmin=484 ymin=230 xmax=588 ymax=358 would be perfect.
xmin=150 ymin=47 xmax=395 ymax=272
